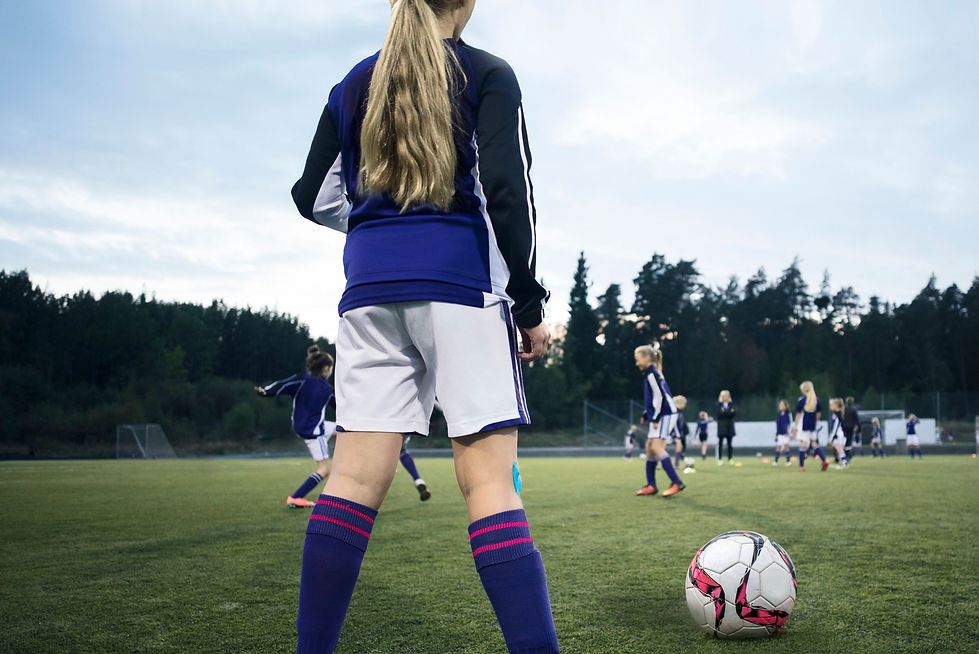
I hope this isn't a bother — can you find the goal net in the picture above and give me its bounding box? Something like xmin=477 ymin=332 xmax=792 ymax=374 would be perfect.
xmin=860 ymin=410 xmax=904 ymax=449
xmin=116 ymin=424 xmax=178 ymax=459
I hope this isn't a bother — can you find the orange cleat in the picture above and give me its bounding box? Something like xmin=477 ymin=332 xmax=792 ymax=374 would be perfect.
xmin=662 ymin=483 xmax=686 ymax=497
xmin=636 ymin=485 xmax=658 ymax=496
xmin=286 ymin=496 xmax=315 ymax=508
xmin=821 ymin=460 xmax=830 ymax=471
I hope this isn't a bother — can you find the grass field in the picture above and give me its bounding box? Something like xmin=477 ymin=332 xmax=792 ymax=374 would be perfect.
xmin=1 ymin=454 xmax=978 ymax=653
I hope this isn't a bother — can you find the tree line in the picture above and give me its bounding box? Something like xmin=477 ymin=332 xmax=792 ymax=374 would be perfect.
xmin=523 ymin=253 xmax=979 ymax=431
xmin=2 ymin=259 xmax=977 ymax=456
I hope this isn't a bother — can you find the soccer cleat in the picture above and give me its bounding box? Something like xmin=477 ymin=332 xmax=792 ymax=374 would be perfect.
xmin=785 ymin=460 xmax=792 ymax=466
xmin=415 ymin=480 xmax=431 ymax=502
xmin=636 ymin=485 xmax=658 ymax=496
xmin=798 ymin=467 xmax=806 ymax=471
xmin=821 ymin=460 xmax=830 ymax=471
xmin=286 ymin=496 xmax=315 ymax=508
xmin=661 ymin=483 xmax=685 ymax=497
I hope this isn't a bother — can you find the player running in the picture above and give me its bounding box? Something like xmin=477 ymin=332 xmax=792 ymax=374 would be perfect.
xmin=634 ymin=344 xmax=685 ymax=498
xmin=623 ymin=424 xmax=639 ymax=460
xmin=793 ymin=381 xmax=829 ymax=471
xmin=255 ymin=346 xmax=338 ymax=509
xmin=696 ymin=411 xmax=710 ymax=460
xmin=289 ymin=1 xmax=558 ymax=651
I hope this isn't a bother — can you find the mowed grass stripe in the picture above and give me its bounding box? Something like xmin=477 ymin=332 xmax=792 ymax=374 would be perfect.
xmin=1 ymin=456 xmax=977 ymax=653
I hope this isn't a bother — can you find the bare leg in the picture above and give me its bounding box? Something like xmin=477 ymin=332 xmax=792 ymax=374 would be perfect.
xmin=452 ymin=427 xmax=522 ymax=522
xmin=323 ymin=431 xmax=404 ymax=509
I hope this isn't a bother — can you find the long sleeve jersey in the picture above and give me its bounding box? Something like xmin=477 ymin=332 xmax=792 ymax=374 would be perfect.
xmin=641 ymin=366 xmax=677 ymax=423
xmin=291 ymin=38 xmax=548 ymax=328
xmin=261 ymin=373 xmax=336 ymax=439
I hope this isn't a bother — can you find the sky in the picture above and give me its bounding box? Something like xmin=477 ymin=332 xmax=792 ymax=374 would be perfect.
xmin=1 ymin=0 xmax=977 ymax=340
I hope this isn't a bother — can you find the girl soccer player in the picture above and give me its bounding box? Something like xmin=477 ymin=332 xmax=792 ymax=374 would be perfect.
xmin=697 ymin=411 xmax=710 ymax=460
xmin=774 ymin=400 xmax=792 ymax=466
xmin=793 ymin=381 xmax=829 ymax=471
xmin=634 ymin=344 xmax=685 ymax=498
xmin=255 ymin=346 xmax=337 ymax=509
xmin=906 ymin=414 xmax=922 ymax=458
xmin=716 ymin=390 xmax=736 ymax=465
xmin=870 ymin=417 xmax=884 ymax=457
xmin=623 ymin=425 xmax=639 ymax=460
xmin=828 ymin=398 xmax=848 ymax=469
xmin=290 ymin=2 xmax=557 ymax=652
xmin=672 ymin=395 xmax=688 ymax=468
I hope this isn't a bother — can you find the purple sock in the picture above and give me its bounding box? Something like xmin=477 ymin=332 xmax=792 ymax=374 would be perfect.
xmin=469 ymin=510 xmax=559 ymax=653
xmin=399 ymin=450 xmax=421 ymax=481
xmin=815 ymin=447 xmax=827 ymax=462
xmin=799 ymin=449 xmax=806 ymax=468
xmin=292 ymin=472 xmax=323 ymax=500
xmin=658 ymin=454 xmax=682 ymax=486
xmin=645 ymin=459 xmax=658 ymax=487
xmin=297 ymin=495 xmax=377 ymax=654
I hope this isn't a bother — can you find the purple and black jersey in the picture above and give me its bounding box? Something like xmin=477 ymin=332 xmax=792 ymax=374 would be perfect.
xmin=795 ymin=396 xmax=822 ymax=432
xmin=642 ymin=366 xmax=677 ymax=423
xmin=906 ymin=418 xmax=918 ymax=435
xmin=291 ymin=39 xmax=548 ymax=329
xmin=261 ymin=373 xmax=336 ymax=439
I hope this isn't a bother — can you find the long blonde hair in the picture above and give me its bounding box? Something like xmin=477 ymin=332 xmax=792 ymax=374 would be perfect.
xmin=634 ymin=343 xmax=663 ymax=370
xmin=800 ymin=380 xmax=817 ymax=412
xmin=360 ymin=0 xmax=461 ymax=211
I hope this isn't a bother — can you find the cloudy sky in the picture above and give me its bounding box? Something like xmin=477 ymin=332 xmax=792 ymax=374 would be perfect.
xmin=1 ymin=1 xmax=976 ymax=340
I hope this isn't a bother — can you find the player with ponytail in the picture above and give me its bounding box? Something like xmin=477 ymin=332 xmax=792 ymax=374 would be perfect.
xmin=290 ymin=1 xmax=556 ymax=652
xmin=634 ymin=343 xmax=686 ymax=498
xmin=793 ymin=381 xmax=829 ymax=471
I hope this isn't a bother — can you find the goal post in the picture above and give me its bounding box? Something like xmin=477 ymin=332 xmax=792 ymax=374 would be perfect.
xmin=860 ymin=410 xmax=905 ymax=455
xmin=116 ymin=424 xmax=178 ymax=459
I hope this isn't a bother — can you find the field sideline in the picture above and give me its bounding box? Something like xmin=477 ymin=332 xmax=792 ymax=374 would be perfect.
xmin=1 ymin=455 xmax=977 ymax=653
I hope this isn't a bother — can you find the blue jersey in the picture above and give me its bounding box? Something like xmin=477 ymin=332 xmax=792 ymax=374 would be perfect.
xmin=795 ymin=396 xmax=822 ymax=431
xmin=292 ymin=38 xmax=548 ymax=329
xmin=697 ymin=419 xmax=708 ymax=437
xmin=776 ymin=411 xmax=792 ymax=436
xmin=906 ymin=418 xmax=918 ymax=435
xmin=641 ymin=366 xmax=676 ymax=423
xmin=262 ymin=373 xmax=337 ymax=439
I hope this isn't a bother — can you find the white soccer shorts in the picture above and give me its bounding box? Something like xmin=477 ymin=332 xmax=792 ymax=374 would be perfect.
xmin=303 ymin=424 xmax=336 ymax=462
xmin=776 ymin=434 xmax=790 ymax=447
xmin=647 ymin=414 xmax=677 ymax=444
xmin=906 ymin=435 xmax=920 ymax=447
xmin=335 ymin=301 xmax=529 ymax=438
xmin=799 ymin=430 xmax=817 ymax=446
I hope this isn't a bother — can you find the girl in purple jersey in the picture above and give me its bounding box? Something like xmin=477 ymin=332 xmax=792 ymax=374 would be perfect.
xmin=774 ymin=400 xmax=792 ymax=466
xmin=255 ymin=346 xmax=337 ymax=508
xmin=634 ymin=344 xmax=685 ymax=498
xmin=290 ymin=2 xmax=557 ymax=652
xmin=793 ymin=380 xmax=829 ymax=471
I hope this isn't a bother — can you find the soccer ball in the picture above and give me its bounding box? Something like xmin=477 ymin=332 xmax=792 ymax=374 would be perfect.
xmin=685 ymin=531 xmax=796 ymax=638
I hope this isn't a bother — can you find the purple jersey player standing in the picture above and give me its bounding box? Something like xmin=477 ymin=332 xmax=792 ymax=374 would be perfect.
xmin=289 ymin=1 xmax=557 ymax=652
xmin=634 ymin=344 xmax=685 ymax=498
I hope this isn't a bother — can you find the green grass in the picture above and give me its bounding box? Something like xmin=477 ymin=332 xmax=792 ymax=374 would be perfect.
xmin=1 ymin=455 xmax=978 ymax=653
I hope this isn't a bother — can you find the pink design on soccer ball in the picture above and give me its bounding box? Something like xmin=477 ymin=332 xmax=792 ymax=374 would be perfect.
xmin=735 ymin=570 xmax=790 ymax=630
xmin=688 ymin=549 xmax=726 ymax=628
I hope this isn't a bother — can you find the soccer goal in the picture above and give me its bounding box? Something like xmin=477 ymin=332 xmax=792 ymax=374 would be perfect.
xmin=116 ymin=424 xmax=178 ymax=459
xmin=860 ymin=410 xmax=904 ymax=454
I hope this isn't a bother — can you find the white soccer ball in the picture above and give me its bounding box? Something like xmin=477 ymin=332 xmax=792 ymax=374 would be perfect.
xmin=685 ymin=531 xmax=796 ymax=639
xmin=683 ymin=457 xmax=696 ymax=467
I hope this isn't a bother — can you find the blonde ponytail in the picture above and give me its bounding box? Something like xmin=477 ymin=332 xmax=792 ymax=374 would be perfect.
xmin=800 ymin=381 xmax=817 ymax=412
xmin=360 ymin=0 xmax=461 ymax=211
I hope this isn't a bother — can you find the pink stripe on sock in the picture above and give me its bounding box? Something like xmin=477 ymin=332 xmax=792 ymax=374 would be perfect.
xmin=315 ymin=499 xmax=375 ymax=525
xmin=472 ymin=537 xmax=534 ymax=558
xmin=469 ymin=521 xmax=530 ymax=540
xmin=309 ymin=514 xmax=371 ymax=539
